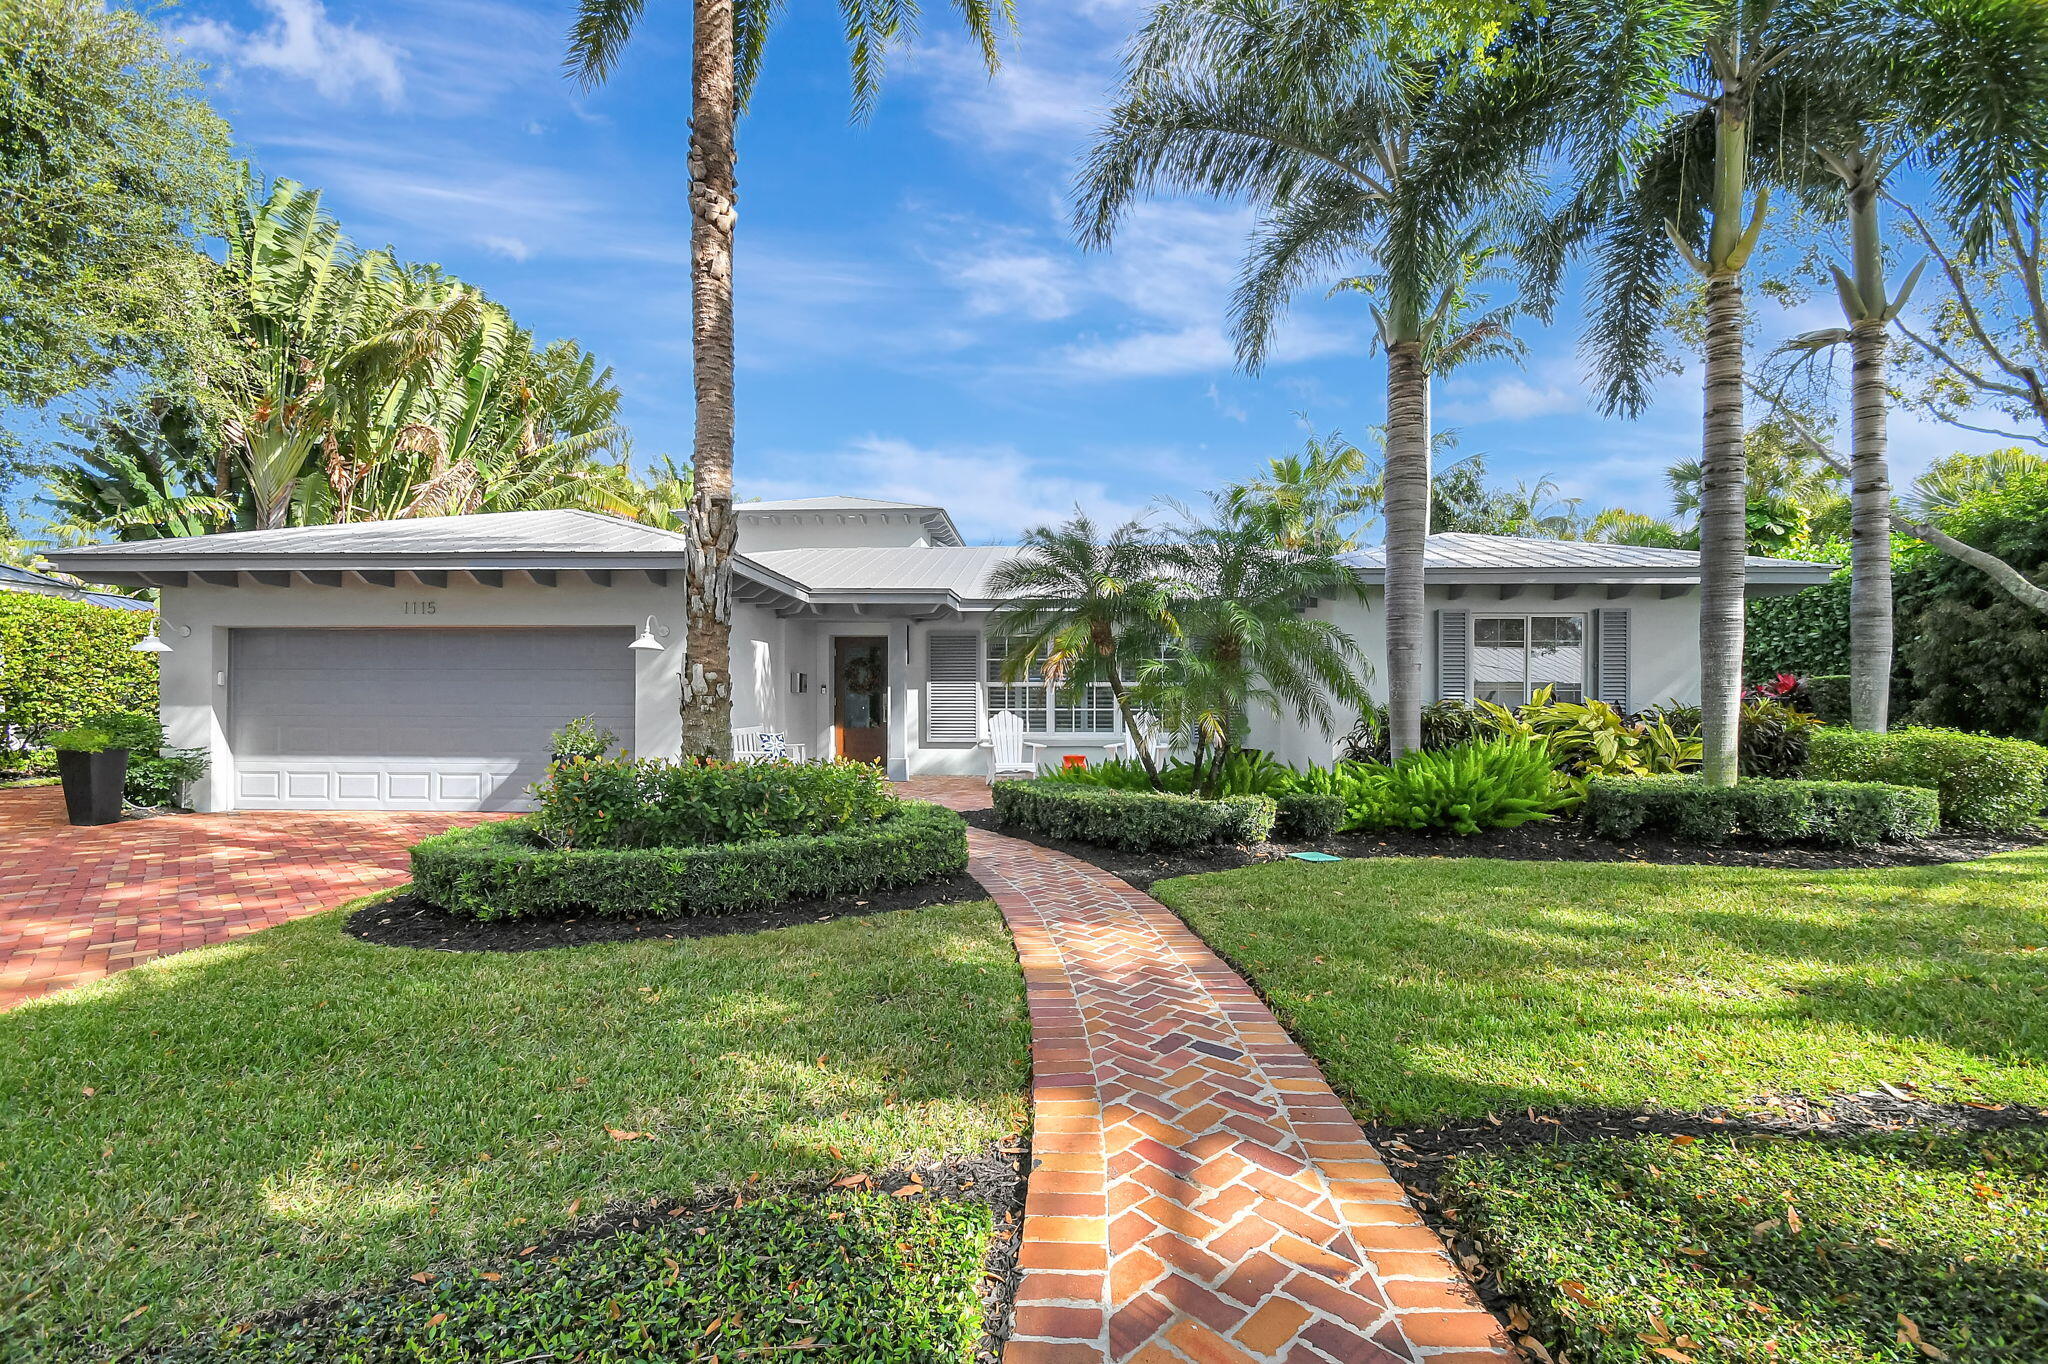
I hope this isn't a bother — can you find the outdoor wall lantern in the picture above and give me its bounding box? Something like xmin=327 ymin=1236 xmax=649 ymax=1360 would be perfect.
xmin=130 ymin=621 xmax=189 ymax=654
xmin=629 ymin=615 xmax=669 ymax=652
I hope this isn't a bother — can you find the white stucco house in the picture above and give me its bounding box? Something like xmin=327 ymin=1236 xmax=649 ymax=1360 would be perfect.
xmin=49 ymin=496 xmax=1834 ymax=812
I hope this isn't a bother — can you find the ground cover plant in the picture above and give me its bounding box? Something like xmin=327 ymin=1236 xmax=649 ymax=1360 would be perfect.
xmin=146 ymin=1193 xmax=996 ymax=1364
xmin=1153 ymin=851 xmax=2048 ymax=1124
xmin=0 ymin=895 xmax=1026 ymax=1360
xmin=1442 ymin=1129 xmax=2048 ymax=1363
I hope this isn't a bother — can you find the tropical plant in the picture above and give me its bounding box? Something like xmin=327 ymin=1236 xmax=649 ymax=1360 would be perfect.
xmin=564 ymin=0 xmax=1008 ymax=760
xmin=1073 ymin=0 xmax=1547 ymax=762
xmin=986 ymin=513 xmax=1176 ymax=785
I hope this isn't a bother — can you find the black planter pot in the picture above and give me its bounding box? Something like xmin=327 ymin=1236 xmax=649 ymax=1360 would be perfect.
xmin=57 ymin=748 xmax=129 ymax=826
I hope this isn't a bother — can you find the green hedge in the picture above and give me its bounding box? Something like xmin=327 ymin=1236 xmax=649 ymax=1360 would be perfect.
xmin=1808 ymin=726 xmax=2048 ymax=833
xmin=0 ymin=594 xmax=156 ymax=762
xmin=1581 ymin=775 xmax=1940 ymax=847
xmin=1274 ymin=790 xmax=1345 ymax=841
xmin=409 ymin=800 xmax=968 ymax=920
xmin=991 ymin=780 xmax=1277 ymax=851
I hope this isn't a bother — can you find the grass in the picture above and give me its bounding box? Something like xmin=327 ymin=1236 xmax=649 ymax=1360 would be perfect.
xmin=146 ymin=1193 xmax=997 ymax=1363
xmin=0 ymin=896 xmax=1026 ymax=1360
xmin=1442 ymin=1129 xmax=2048 ymax=1363
xmin=1152 ymin=849 xmax=2048 ymax=1124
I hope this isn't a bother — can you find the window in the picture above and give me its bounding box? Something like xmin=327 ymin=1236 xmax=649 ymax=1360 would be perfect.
xmin=1471 ymin=614 xmax=1585 ymax=706
xmin=984 ymin=635 xmax=1118 ymax=734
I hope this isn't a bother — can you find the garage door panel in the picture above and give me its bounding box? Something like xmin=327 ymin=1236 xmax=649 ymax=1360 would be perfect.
xmin=230 ymin=628 xmax=635 ymax=811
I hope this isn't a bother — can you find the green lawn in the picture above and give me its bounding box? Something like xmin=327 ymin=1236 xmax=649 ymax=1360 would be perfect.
xmin=1154 ymin=850 xmax=2048 ymax=1124
xmin=1154 ymin=849 xmax=2048 ymax=1363
xmin=0 ymin=896 xmax=1027 ymax=1361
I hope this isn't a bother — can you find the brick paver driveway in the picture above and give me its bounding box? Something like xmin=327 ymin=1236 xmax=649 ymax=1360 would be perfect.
xmin=0 ymin=786 xmax=497 ymax=1010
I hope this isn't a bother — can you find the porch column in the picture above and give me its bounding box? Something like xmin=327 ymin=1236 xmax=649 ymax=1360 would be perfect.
xmin=888 ymin=618 xmax=910 ymax=781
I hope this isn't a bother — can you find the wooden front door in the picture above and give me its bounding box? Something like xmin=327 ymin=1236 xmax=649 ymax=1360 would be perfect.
xmin=833 ymin=637 xmax=889 ymax=765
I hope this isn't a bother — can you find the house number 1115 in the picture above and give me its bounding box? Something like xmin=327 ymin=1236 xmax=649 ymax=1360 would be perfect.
xmin=403 ymin=600 xmax=437 ymax=615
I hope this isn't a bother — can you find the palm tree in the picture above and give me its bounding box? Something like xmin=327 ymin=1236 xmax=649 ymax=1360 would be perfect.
xmin=1073 ymin=0 xmax=1542 ymax=759
xmin=1762 ymin=0 xmax=2048 ymax=730
xmin=1223 ymin=431 xmax=1376 ymax=552
xmin=985 ymin=514 xmax=1175 ymax=786
xmin=565 ymin=0 xmax=1007 ymax=760
xmin=1147 ymin=501 xmax=1374 ymax=795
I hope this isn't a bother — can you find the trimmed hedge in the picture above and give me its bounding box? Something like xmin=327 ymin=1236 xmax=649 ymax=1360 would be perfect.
xmin=0 ymin=593 xmax=156 ymax=762
xmin=992 ymin=780 xmax=1277 ymax=851
xmin=410 ymin=800 xmax=968 ymax=920
xmin=1274 ymin=790 xmax=1345 ymax=841
xmin=1808 ymin=726 xmax=2048 ymax=833
xmin=1581 ymin=775 xmax=1940 ymax=847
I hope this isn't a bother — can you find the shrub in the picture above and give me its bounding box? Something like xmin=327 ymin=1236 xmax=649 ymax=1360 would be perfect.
xmin=0 ymin=594 xmax=157 ymax=762
xmin=532 ymin=757 xmax=896 ymax=849
xmin=1359 ymin=738 xmax=1571 ymax=835
xmin=77 ymin=710 xmax=208 ymax=806
xmin=1804 ymin=674 xmax=1852 ymax=723
xmin=1582 ymin=775 xmax=1940 ymax=846
xmin=1807 ymin=726 xmax=2048 ymax=833
xmin=991 ymin=781 xmax=1276 ymax=850
xmin=1273 ymin=790 xmax=1345 ymax=840
xmin=410 ymin=801 xmax=968 ymax=920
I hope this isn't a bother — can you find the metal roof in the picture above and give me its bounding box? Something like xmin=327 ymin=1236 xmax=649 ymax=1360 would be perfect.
xmin=742 ymin=545 xmax=1022 ymax=600
xmin=736 ymin=496 xmax=964 ymax=547
xmin=48 ymin=510 xmax=696 ymax=575
xmin=1340 ymin=532 xmax=1836 ymax=584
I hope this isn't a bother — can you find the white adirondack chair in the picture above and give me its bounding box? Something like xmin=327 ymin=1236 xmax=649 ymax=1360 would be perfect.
xmin=980 ymin=710 xmax=1047 ymax=783
xmin=731 ymin=727 xmax=807 ymax=763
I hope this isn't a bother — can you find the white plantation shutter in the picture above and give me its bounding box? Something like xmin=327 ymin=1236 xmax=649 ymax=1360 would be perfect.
xmin=924 ymin=632 xmax=983 ymax=744
xmin=1436 ymin=609 xmax=1470 ymax=701
xmin=1595 ymin=608 xmax=1632 ymax=712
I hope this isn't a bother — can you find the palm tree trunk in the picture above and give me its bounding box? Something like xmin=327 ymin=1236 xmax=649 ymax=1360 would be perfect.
xmin=1382 ymin=340 xmax=1431 ymax=760
xmin=1698 ymin=270 xmax=1748 ymax=786
xmin=682 ymin=0 xmax=738 ymax=760
xmin=1844 ymin=167 xmax=1893 ymax=732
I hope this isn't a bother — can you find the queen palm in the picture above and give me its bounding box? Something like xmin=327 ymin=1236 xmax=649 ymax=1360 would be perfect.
xmin=1073 ymin=0 xmax=1542 ymax=759
xmin=565 ymin=0 xmax=1006 ymax=758
xmin=985 ymin=514 xmax=1175 ymax=786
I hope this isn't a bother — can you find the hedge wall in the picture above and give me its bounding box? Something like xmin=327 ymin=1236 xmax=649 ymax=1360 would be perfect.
xmin=0 ymin=594 xmax=157 ymax=762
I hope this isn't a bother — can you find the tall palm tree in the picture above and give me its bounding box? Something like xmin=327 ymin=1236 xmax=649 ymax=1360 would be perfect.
xmin=1073 ymin=0 xmax=1543 ymax=759
xmin=565 ymin=0 xmax=1007 ymax=759
xmin=986 ymin=514 xmax=1175 ymax=785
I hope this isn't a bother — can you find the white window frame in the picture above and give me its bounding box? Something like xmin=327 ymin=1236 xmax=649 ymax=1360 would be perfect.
xmin=983 ymin=634 xmax=1122 ymax=737
xmin=1469 ymin=612 xmax=1589 ymax=707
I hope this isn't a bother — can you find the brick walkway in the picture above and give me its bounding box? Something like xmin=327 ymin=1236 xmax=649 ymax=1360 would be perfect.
xmin=0 ymin=786 xmax=497 ymax=1010
xmin=907 ymin=779 xmax=1513 ymax=1364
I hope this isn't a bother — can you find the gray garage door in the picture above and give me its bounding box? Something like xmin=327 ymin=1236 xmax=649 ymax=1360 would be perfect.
xmin=229 ymin=628 xmax=636 ymax=811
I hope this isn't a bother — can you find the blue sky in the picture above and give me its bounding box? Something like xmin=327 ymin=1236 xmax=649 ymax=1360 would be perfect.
xmin=138 ymin=0 xmax=2010 ymax=543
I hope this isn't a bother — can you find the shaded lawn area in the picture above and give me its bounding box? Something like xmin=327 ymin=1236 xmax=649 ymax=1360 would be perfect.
xmin=0 ymin=897 xmax=1027 ymax=1361
xmin=1153 ymin=850 xmax=2048 ymax=1124
xmin=1444 ymin=1129 xmax=2048 ymax=1363
xmin=1154 ymin=850 xmax=2048 ymax=1363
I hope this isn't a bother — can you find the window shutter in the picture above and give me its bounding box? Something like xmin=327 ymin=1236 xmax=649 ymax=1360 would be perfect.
xmin=1596 ymin=608 xmax=1631 ymax=712
xmin=1436 ymin=610 xmax=1470 ymax=702
xmin=924 ymin=632 xmax=983 ymax=744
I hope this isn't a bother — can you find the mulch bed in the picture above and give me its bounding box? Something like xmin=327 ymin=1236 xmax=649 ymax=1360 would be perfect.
xmin=182 ymin=1144 xmax=1030 ymax=1364
xmin=345 ymin=872 xmax=990 ymax=953
xmin=961 ymin=808 xmax=2041 ymax=888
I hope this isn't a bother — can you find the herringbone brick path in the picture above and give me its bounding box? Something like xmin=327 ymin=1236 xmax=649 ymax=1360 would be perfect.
xmin=905 ymin=779 xmax=1513 ymax=1364
xmin=0 ymin=786 xmax=499 ymax=1009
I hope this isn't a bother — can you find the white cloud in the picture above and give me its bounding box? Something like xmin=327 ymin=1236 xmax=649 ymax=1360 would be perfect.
xmin=748 ymin=436 xmax=1155 ymax=541
xmin=174 ymin=0 xmax=405 ymax=106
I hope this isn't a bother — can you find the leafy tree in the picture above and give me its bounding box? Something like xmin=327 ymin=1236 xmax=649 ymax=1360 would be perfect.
xmin=1073 ymin=0 xmax=1544 ymax=760
xmin=565 ymin=0 xmax=1008 ymax=760
xmin=0 ymin=0 xmax=235 ymax=467
xmin=986 ymin=514 xmax=1177 ymax=785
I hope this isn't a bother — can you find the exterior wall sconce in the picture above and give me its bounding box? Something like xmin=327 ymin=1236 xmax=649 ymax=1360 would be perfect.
xmin=629 ymin=615 xmax=670 ymax=652
xmin=131 ymin=621 xmax=189 ymax=654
